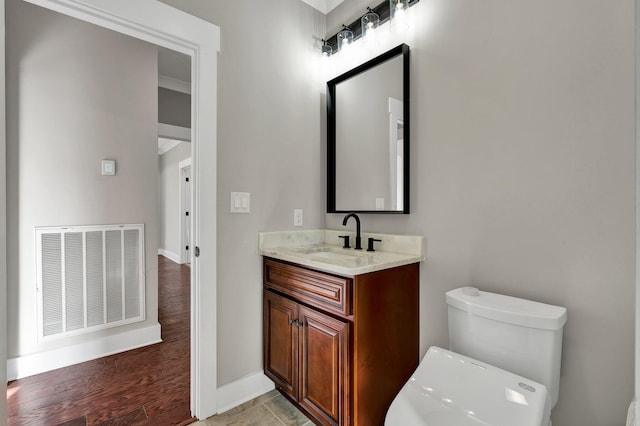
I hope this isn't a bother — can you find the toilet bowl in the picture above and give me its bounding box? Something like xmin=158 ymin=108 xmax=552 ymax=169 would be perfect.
xmin=385 ymin=347 xmax=551 ymax=426
xmin=385 ymin=287 xmax=566 ymax=426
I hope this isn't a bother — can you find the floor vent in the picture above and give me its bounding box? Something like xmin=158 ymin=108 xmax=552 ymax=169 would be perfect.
xmin=36 ymin=224 xmax=145 ymax=340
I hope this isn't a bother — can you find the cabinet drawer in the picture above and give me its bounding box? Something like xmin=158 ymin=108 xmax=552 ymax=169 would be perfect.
xmin=264 ymin=259 xmax=352 ymax=317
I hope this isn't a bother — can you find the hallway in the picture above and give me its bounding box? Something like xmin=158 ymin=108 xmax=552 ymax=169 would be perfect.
xmin=7 ymin=256 xmax=193 ymax=425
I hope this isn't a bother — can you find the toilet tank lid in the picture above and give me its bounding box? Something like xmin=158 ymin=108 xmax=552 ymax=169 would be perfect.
xmin=446 ymin=287 xmax=567 ymax=330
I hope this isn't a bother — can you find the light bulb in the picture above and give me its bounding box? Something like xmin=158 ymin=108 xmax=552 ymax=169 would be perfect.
xmin=390 ymin=0 xmax=409 ymax=32
xmin=361 ymin=9 xmax=380 ymax=46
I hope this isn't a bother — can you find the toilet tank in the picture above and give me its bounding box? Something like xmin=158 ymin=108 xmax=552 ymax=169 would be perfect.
xmin=446 ymin=287 xmax=567 ymax=408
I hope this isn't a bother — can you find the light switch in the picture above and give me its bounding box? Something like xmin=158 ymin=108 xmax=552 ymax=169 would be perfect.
xmin=294 ymin=209 xmax=303 ymax=227
xmin=376 ymin=198 xmax=385 ymax=210
xmin=230 ymin=192 xmax=250 ymax=213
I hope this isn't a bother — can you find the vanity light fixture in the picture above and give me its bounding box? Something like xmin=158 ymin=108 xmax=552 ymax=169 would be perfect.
xmin=337 ymin=25 xmax=354 ymax=51
xmin=321 ymin=0 xmax=419 ymax=56
xmin=390 ymin=0 xmax=408 ymax=21
xmin=361 ymin=7 xmax=380 ymax=42
xmin=321 ymin=39 xmax=333 ymax=56
xmin=390 ymin=0 xmax=409 ymax=31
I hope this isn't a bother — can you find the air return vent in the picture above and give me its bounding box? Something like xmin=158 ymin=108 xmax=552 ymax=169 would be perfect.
xmin=36 ymin=224 xmax=145 ymax=340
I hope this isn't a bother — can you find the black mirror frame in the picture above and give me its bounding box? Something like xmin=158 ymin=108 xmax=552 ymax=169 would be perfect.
xmin=327 ymin=43 xmax=410 ymax=214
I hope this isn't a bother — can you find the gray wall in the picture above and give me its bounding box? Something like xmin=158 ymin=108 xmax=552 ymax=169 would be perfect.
xmin=158 ymin=142 xmax=191 ymax=258
xmin=6 ymin=0 xmax=159 ymax=357
xmin=158 ymin=0 xmax=326 ymax=386
xmin=326 ymin=1 xmax=635 ymax=425
xmin=159 ymin=87 xmax=191 ymax=128
xmin=0 ymin=0 xmax=6 ymax=420
xmin=10 ymin=1 xmax=626 ymax=423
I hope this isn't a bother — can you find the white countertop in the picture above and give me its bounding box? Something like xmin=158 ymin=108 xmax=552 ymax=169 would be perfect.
xmin=258 ymin=230 xmax=425 ymax=276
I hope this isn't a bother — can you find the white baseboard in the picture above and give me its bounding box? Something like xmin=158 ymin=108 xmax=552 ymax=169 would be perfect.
xmin=628 ymin=398 xmax=639 ymax=426
xmin=158 ymin=248 xmax=181 ymax=264
xmin=7 ymin=322 xmax=162 ymax=381
xmin=215 ymin=371 xmax=275 ymax=415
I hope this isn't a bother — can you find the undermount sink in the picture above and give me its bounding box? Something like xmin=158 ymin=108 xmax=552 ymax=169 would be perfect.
xmin=291 ymin=246 xmax=367 ymax=263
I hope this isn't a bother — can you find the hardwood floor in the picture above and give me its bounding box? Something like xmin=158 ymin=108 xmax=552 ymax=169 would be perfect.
xmin=7 ymin=256 xmax=195 ymax=426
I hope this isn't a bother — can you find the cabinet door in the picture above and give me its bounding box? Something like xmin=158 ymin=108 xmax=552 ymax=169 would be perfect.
xmin=264 ymin=291 xmax=299 ymax=398
xmin=298 ymin=306 xmax=350 ymax=426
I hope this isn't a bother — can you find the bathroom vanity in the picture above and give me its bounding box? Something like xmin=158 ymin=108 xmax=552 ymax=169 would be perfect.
xmin=260 ymin=230 xmax=424 ymax=426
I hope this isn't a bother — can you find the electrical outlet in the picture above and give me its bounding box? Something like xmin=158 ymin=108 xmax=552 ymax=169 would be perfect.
xmin=294 ymin=209 xmax=303 ymax=226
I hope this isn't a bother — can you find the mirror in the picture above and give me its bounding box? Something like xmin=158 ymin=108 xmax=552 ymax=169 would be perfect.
xmin=327 ymin=44 xmax=410 ymax=214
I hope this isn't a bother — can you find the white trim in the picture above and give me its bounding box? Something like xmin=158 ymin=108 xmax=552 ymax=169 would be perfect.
xmin=7 ymin=323 xmax=161 ymax=381
xmin=22 ymin=0 xmax=220 ymax=54
xmin=215 ymin=372 xmax=275 ymax=415
xmin=158 ymin=248 xmax=181 ymax=264
xmin=629 ymin=399 xmax=639 ymax=426
xmin=179 ymin=158 xmax=193 ymax=170
xmin=158 ymin=123 xmax=191 ymax=142
xmin=388 ymin=97 xmax=404 ymax=211
xmin=159 ymin=75 xmax=191 ymax=94
xmin=17 ymin=0 xmax=219 ymax=419
xmin=630 ymin=0 xmax=640 ymax=421
xmin=158 ymin=137 xmax=182 ymax=155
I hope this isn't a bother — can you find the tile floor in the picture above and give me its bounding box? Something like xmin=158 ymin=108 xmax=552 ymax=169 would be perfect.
xmin=193 ymin=390 xmax=313 ymax=426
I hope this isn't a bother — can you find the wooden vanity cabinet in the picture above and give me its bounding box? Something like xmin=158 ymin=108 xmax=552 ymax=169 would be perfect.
xmin=263 ymin=258 xmax=419 ymax=426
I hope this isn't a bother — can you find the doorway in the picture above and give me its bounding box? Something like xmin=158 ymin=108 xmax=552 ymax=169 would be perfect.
xmin=2 ymin=0 xmax=220 ymax=420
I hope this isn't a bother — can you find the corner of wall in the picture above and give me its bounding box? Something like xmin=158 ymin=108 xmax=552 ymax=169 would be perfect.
xmin=635 ymin=0 xmax=640 ymax=407
xmin=215 ymin=372 xmax=274 ymax=415
xmin=0 ymin=0 xmax=7 ymax=420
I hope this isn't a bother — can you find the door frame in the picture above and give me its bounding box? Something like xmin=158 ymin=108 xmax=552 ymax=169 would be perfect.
xmin=1 ymin=0 xmax=220 ymax=419
xmin=179 ymin=157 xmax=192 ymax=264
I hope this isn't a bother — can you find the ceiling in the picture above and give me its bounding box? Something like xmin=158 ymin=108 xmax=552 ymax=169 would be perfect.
xmin=157 ymin=47 xmax=191 ymax=154
xmin=301 ymin=0 xmax=344 ymax=14
xmin=158 ymin=47 xmax=191 ymax=84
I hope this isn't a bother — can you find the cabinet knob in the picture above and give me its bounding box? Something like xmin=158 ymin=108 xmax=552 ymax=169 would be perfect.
xmin=289 ymin=319 xmax=302 ymax=327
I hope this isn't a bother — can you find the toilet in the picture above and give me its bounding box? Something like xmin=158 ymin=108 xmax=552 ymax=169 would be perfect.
xmin=386 ymin=287 xmax=567 ymax=426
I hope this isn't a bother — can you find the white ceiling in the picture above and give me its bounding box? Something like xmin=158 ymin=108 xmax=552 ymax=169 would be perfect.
xmin=300 ymin=0 xmax=344 ymax=14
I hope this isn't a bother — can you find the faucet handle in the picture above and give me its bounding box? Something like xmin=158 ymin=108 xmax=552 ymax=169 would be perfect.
xmin=338 ymin=235 xmax=351 ymax=249
xmin=366 ymin=237 xmax=382 ymax=252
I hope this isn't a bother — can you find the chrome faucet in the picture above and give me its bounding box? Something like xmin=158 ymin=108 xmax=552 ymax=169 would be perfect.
xmin=342 ymin=212 xmax=362 ymax=250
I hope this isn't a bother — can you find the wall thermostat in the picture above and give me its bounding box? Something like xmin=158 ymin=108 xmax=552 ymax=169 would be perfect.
xmin=101 ymin=159 xmax=116 ymax=176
